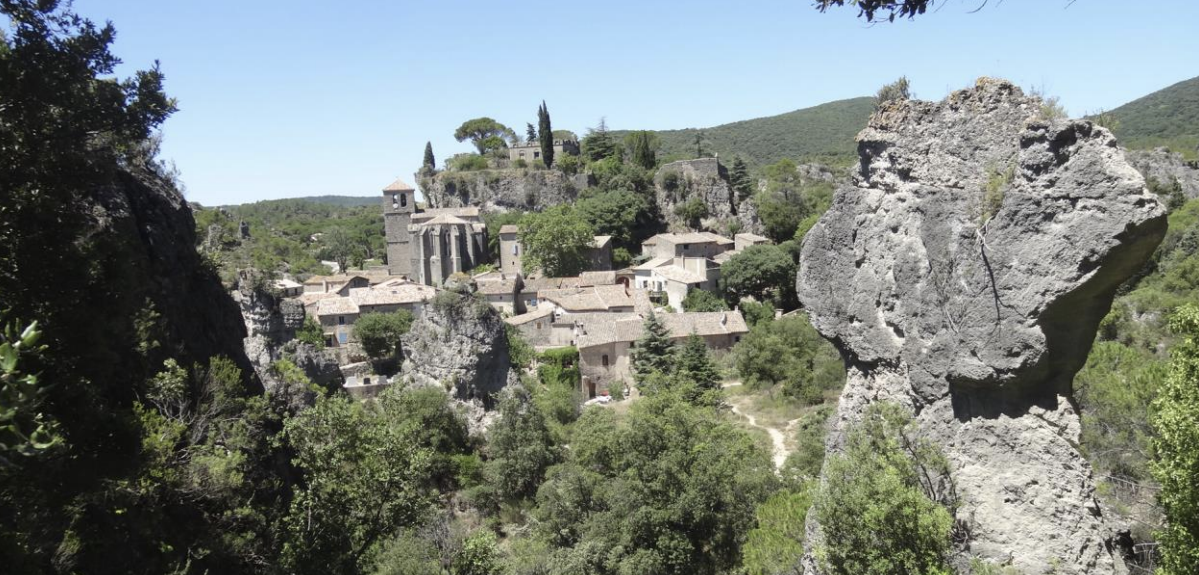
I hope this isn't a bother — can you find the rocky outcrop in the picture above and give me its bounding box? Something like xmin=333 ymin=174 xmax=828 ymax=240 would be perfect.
xmin=1125 ymin=146 xmax=1199 ymax=199
xmin=798 ymin=79 xmax=1167 ymax=574
xmin=400 ymin=290 xmax=514 ymax=421
xmin=655 ymin=158 xmax=762 ymax=234
xmin=234 ymin=275 xmax=339 ymax=396
xmin=418 ymin=168 xmax=588 ymax=211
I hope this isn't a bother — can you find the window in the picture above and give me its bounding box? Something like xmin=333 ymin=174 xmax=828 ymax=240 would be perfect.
xmin=512 ymin=244 xmax=519 ymax=255
xmin=602 ymin=354 xmax=609 ymax=367
xmin=325 ymin=337 xmax=334 ymax=347
xmin=400 ymin=193 xmax=407 ymax=207
xmin=363 ymin=377 xmax=371 ymax=385
xmin=734 ymin=336 xmax=741 ymax=343
xmin=534 ymin=151 xmax=540 ymax=158
xmin=338 ymin=332 xmax=348 ymax=344
xmin=338 ymin=316 xmax=345 ymax=325
xmin=391 ymin=193 xmax=399 ymax=209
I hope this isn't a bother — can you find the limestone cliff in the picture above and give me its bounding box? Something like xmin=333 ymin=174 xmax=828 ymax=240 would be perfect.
xmin=1125 ymin=146 xmax=1199 ymax=200
xmin=654 ymin=158 xmax=762 ymax=234
xmin=400 ymin=290 xmax=515 ymax=429
xmin=418 ymin=168 xmax=588 ymax=211
xmin=798 ymin=78 xmax=1166 ymax=573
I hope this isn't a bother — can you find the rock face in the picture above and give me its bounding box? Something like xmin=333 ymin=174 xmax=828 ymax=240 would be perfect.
xmin=418 ymin=168 xmax=588 ymax=211
xmin=798 ymin=79 xmax=1167 ymax=574
xmin=234 ymin=276 xmax=340 ymax=396
xmin=400 ymin=291 xmax=514 ymax=412
xmin=1125 ymin=146 xmax=1199 ymax=199
xmin=655 ymin=158 xmax=762 ymax=234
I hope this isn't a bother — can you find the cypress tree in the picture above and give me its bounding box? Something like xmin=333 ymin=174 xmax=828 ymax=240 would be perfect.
xmin=538 ymin=101 xmax=554 ymax=168
xmin=422 ymin=141 xmax=435 ymax=172
xmin=730 ymin=156 xmax=752 ymax=202
xmin=526 ymin=123 xmax=537 ymax=143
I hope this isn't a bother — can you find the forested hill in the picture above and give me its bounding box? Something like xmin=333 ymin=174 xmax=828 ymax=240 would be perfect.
xmin=214 ymin=195 xmax=378 ymax=208
xmin=1107 ymin=75 xmax=1199 ymax=158
xmin=617 ymin=96 xmax=875 ymax=170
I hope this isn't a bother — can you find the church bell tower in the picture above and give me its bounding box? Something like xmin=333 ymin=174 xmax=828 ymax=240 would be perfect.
xmin=382 ymin=178 xmax=415 ymax=276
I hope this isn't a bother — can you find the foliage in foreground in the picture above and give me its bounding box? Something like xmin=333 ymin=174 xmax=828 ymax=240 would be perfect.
xmin=1151 ymin=304 xmax=1199 ymax=573
xmin=812 ymin=402 xmax=956 ymax=575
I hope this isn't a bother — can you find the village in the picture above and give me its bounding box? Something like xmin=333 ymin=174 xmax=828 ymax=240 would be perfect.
xmin=281 ymin=174 xmax=771 ymax=401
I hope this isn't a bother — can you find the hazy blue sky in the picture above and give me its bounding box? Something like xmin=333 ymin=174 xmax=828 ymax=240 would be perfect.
xmin=73 ymin=1 xmax=1199 ymax=206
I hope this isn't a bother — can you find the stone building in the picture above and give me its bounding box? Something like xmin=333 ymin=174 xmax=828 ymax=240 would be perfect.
xmin=382 ymin=178 xmax=488 ymax=286
xmin=508 ymin=139 xmax=580 ymax=165
xmin=497 ymin=224 xmax=611 ymax=275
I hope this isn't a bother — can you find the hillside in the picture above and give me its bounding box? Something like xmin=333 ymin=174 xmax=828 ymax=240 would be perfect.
xmin=1107 ymin=75 xmax=1199 ymax=158
xmin=618 ymin=96 xmax=875 ymax=170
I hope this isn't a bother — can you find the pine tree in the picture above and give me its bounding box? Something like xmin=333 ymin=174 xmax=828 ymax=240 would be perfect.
xmin=730 ymin=156 xmax=753 ymax=202
xmin=676 ymin=333 xmax=720 ymax=391
xmin=526 ymin=123 xmax=537 ymax=143
xmin=538 ymin=101 xmax=554 ymax=168
xmin=581 ymin=118 xmax=616 ymax=162
xmin=632 ymin=311 xmax=675 ymax=386
xmin=422 ymin=141 xmax=435 ymax=172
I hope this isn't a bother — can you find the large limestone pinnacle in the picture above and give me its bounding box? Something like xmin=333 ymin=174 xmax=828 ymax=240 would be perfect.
xmin=797 ymin=78 xmax=1167 ymax=573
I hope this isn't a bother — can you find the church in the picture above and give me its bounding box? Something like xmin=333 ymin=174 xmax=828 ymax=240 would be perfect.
xmin=382 ymin=178 xmax=488 ymax=286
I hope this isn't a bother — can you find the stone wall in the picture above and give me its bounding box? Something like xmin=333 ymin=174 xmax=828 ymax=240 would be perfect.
xmin=418 ymin=168 xmax=588 ymax=211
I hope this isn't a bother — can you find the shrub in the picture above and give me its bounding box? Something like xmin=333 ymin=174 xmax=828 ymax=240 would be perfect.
xmin=812 ymin=402 xmax=956 ymax=575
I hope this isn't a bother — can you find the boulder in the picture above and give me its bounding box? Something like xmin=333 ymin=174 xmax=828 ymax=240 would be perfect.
xmin=400 ymin=292 xmax=514 ymax=416
xmin=798 ymin=78 xmax=1166 ymax=574
xmin=655 ymin=158 xmax=762 ymax=234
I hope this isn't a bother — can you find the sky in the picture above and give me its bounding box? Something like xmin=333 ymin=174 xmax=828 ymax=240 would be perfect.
xmin=70 ymin=0 xmax=1199 ymax=206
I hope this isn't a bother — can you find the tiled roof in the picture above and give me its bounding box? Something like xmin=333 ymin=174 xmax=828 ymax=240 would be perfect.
xmin=653 ymin=265 xmax=707 ymax=284
xmin=499 ymin=224 xmax=519 ymax=234
xmin=416 ymin=214 xmax=470 ymax=226
xmin=476 ymin=277 xmax=518 ymax=295
xmin=698 ymin=231 xmax=735 ymax=245
xmin=661 ymin=311 xmax=749 ymax=338
xmin=298 ymin=292 xmax=335 ymax=308
xmin=383 ymin=178 xmax=414 ymax=192
xmin=273 ymin=279 xmax=303 ymax=289
xmin=646 ymin=232 xmax=729 ymax=245
xmin=412 ymin=207 xmax=480 ymax=222
xmin=521 ymin=276 xmax=583 ymax=294
xmin=734 ymin=232 xmax=770 ymax=243
xmin=348 ymin=282 xmax=437 ymax=307
xmin=316 ymin=297 xmax=359 ymax=316
xmin=634 ymin=256 xmax=673 ymax=271
xmin=540 ymin=284 xmax=641 ymax=312
xmin=712 ymin=252 xmax=735 ymax=264
xmin=576 ymin=316 xmax=645 ymax=348
xmin=504 ymin=307 xmax=553 ymax=326
xmin=578 ymin=271 xmax=617 ymax=286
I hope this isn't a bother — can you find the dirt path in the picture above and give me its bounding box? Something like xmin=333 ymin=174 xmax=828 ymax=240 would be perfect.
xmin=723 ymin=381 xmax=797 ymax=472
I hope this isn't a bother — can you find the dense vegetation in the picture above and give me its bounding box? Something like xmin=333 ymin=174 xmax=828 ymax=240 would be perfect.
xmin=1106 ymin=75 xmax=1199 ymax=160
xmin=613 ymin=97 xmax=874 ymax=172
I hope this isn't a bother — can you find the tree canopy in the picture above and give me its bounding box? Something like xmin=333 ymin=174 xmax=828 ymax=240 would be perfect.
xmin=352 ymin=310 xmax=414 ymax=360
xmin=518 ymin=205 xmax=596 ymax=277
xmin=538 ymin=101 xmax=554 ymax=168
xmin=814 ymin=0 xmax=933 ymax=22
xmin=454 ymin=117 xmax=518 ymax=154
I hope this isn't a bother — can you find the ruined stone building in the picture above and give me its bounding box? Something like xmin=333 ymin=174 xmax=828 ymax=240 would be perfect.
xmin=507 ymin=138 xmax=580 ymax=164
xmin=383 ymin=178 xmax=488 ymax=286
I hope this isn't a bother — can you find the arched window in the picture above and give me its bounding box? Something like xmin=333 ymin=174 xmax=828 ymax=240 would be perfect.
xmin=400 ymin=193 xmax=408 ymax=207
xmin=391 ymin=194 xmax=399 ymax=209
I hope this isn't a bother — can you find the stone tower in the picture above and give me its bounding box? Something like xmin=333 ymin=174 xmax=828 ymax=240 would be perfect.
xmin=383 ymin=178 xmax=415 ymax=276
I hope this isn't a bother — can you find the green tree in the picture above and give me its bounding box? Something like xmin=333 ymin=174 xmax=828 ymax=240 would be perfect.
xmin=454 ymin=117 xmax=517 ymax=154
xmin=575 ymin=189 xmax=659 ymax=252
xmin=281 ymin=389 xmax=443 ymax=574
xmin=526 ymin=122 xmax=537 ymax=143
xmin=323 ymin=226 xmax=363 ymax=272
xmin=875 ymin=76 xmax=911 ymax=108
xmin=1151 ymin=304 xmax=1199 ymax=573
xmin=730 ymin=155 xmax=754 ymax=203
xmin=673 ymin=333 xmax=722 ymax=402
xmin=487 ymin=386 xmax=559 ymax=501
xmin=741 ymin=488 xmax=812 ymax=575
xmin=721 ymin=244 xmax=797 ymax=308
xmin=623 ymin=130 xmax=659 ymax=170
xmin=519 ymin=205 xmax=595 ymax=277
xmin=813 ymin=402 xmax=955 ymax=575
xmin=631 ymin=311 xmax=676 ymax=387
xmin=532 ymin=395 xmax=777 ymax=574
xmin=353 ymin=310 xmax=415 ymax=360
xmin=296 ymin=315 xmax=326 ymax=350
xmin=538 ymin=100 xmax=554 ymax=168
xmin=682 ymin=288 xmax=729 ymax=312
xmin=580 ymin=117 xmax=617 ymax=162
xmin=674 ymin=196 xmax=710 ymax=230
xmin=733 ymin=313 xmax=844 ymax=403
xmin=422 ymin=141 xmax=436 ymax=172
